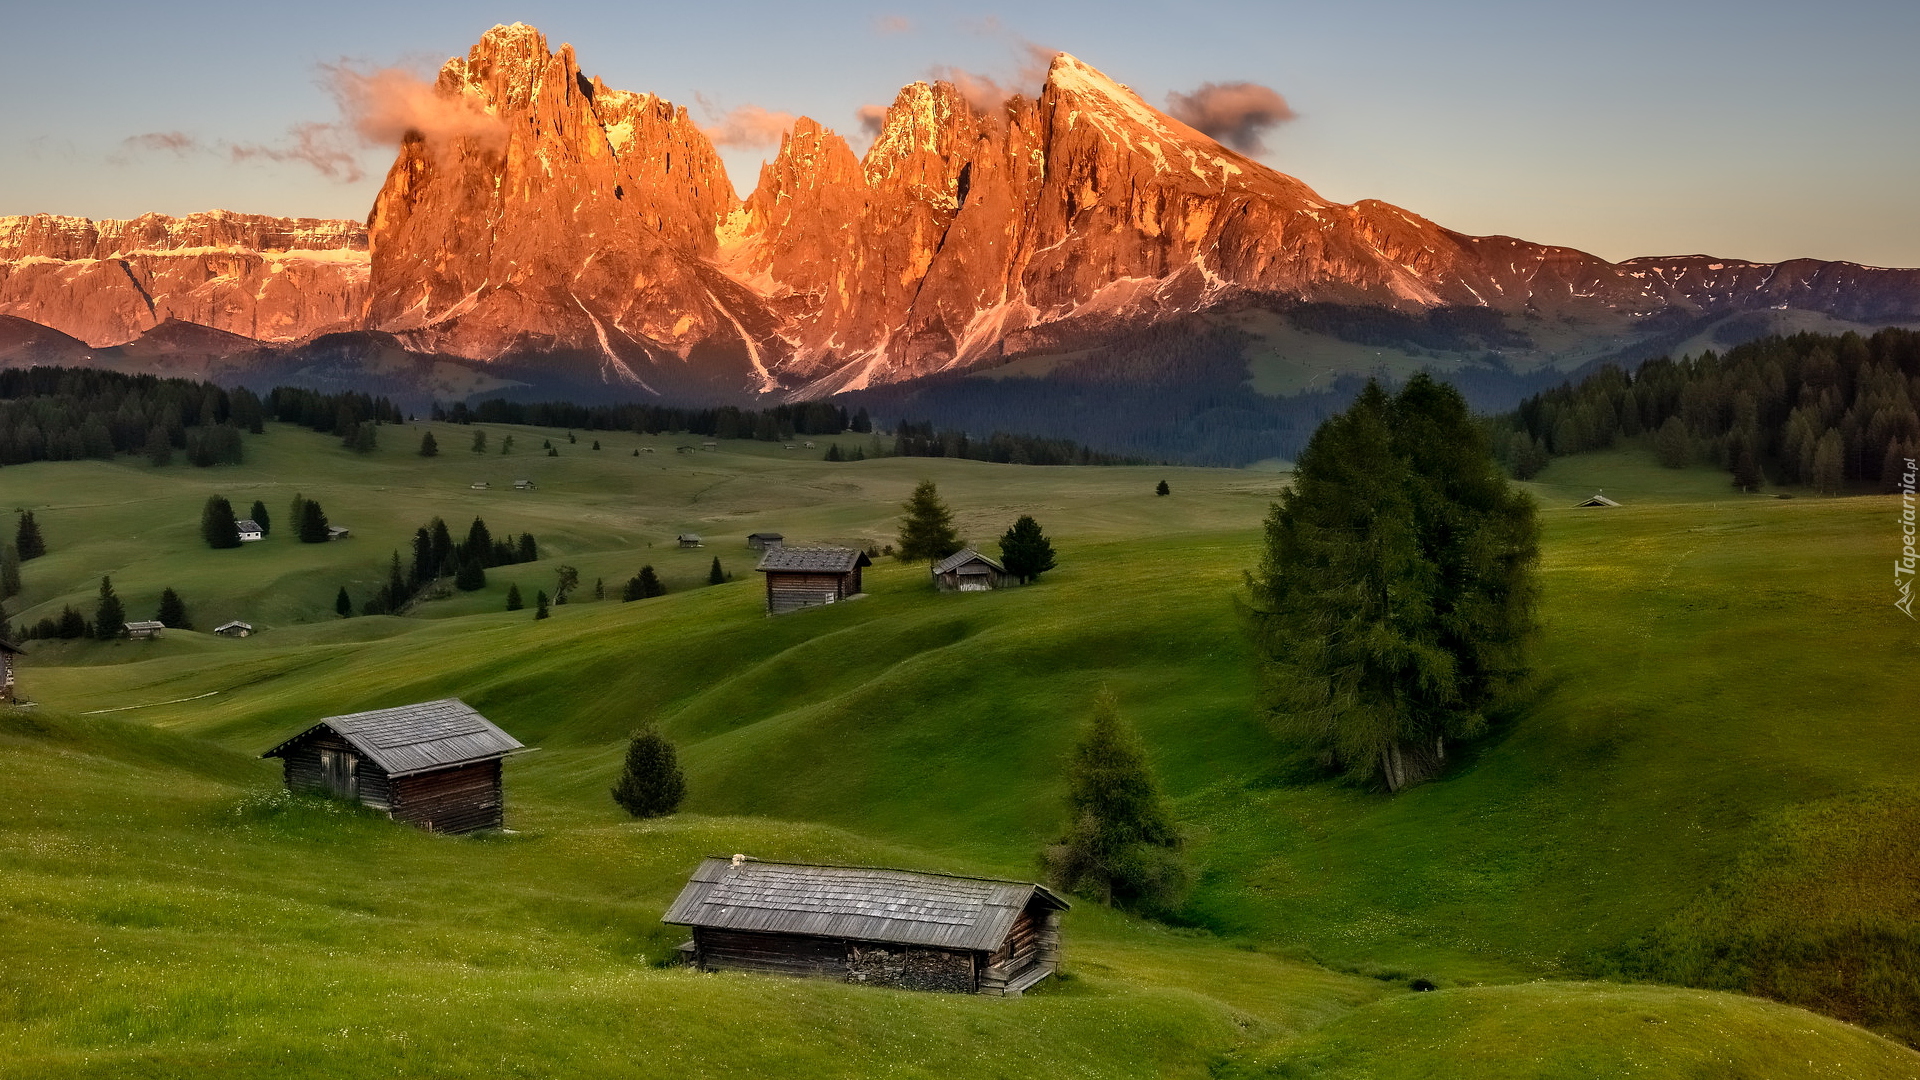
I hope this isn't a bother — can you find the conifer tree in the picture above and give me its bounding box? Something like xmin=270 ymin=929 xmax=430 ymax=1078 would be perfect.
xmin=1 ymin=544 xmax=20 ymax=600
xmin=553 ymin=565 xmax=580 ymax=605
xmin=516 ymin=533 xmax=538 ymax=563
xmin=534 ymin=590 xmax=550 ymax=619
xmin=93 ymin=577 xmax=125 ymax=640
xmin=505 ymin=583 xmax=523 ymax=611
xmin=896 ymin=480 xmax=961 ymax=562
xmin=610 ymin=723 xmax=687 ymax=818
xmin=1043 ymin=692 xmax=1186 ymax=907
xmin=57 ymin=605 xmax=89 ymax=639
xmin=16 ymin=511 xmax=47 ymax=561
xmin=430 ymin=518 xmax=454 ymax=573
xmin=156 ymin=587 xmax=190 ymax=630
xmin=708 ymin=557 xmax=725 ymax=585
xmin=1654 ymin=416 xmax=1691 ymax=468
xmin=998 ymin=515 xmax=1057 ymax=583
xmin=419 ymin=430 xmax=439 ymax=457
xmin=249 ymin=500 xmax=271 ymax=536
xmin=464 ymin=517 xmax=494 ymax=566
xmin=335 ymin=586 xmax=353 ymax=618
xmin=1813 ymin=429 xmax=1845 ymax=495
xmin=639 ymin=565 xmax=664 ymax=598
xmin=288 ymin=493 xmax=307 ymax=532
xmin=297 ymin=498 xmax=330 ymax=543
xmin=1247 ymin=376 xmax=1539 ymax=792
xmin=411 ymin=528 xmax=435 ymax=586
xmin=201 ymin=497 xmax=241 ymax=549
xmin=824 ymin=443 xmax=844 ymax=462
xmin=1156 ymin=480 xmax=1170 ymax=496
xmin=501 ymin=435 xmax=514 ymax=455
xmin=350 ymin=423 xmax=377 ymax=454
xmin=454 ymin=557 xmax=487 ymax=592
xmin=385 ymin=551 xmax=408 ymax=612
xmin=471 ymin=429 xmax=487 ymax=454
xmin=144 ymin=425 xmax=173 ymax=466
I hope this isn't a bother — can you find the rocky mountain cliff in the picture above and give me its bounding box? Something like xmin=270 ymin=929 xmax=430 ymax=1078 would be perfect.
xmin=5 ymin=24 xmax=1919 ymax=401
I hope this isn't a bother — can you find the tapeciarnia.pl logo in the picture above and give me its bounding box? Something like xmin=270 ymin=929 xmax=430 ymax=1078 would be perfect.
xmin=1900 ymin=457 xmax=1917 ymax=619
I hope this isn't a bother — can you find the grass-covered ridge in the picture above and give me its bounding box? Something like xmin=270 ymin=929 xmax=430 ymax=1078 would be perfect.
xmin=2 ymin=422 xmax=1918 ymax=1076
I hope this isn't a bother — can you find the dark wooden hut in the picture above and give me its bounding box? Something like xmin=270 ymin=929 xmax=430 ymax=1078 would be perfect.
xmin=1575 ymin=493 xmax=1621 ymax=507
xmin=1 ymin=639 xmax=20 ymax=704
xmin=746 ymin=532 xmax=785 ymax=551
xmin=678 ymin=533 xmax=704 ymax=548
xmin=664 ymin=857 xmax=1068 ymax=996
xmin=754 ymin=546 xmax=870 ymax=615
xmin=931 ymin=548 xmax=1012 ymax=592
xmin=261 ymin=698 xmax=525 ymax=833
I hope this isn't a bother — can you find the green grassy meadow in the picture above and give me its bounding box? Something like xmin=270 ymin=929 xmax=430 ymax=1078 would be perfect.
xmin=2 ymin=422 xmax=1917 ymax=1078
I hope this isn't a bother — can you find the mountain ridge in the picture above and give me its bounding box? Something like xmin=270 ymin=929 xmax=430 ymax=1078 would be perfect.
xmin=3 ymin=23 xmax=1918 ymax=400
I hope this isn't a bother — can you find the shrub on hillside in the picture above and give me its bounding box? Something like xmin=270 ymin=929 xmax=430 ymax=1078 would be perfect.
xmin=610 ymin=724 xmax=686 ymax=818
xmin=1044 ymin=692 xmax=1187 ymax=909
xmin=202 ymin=497 xmax=241 ymax=549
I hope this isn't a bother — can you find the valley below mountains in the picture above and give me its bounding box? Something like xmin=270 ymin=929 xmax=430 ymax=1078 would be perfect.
xmin=5 ymin=22 xmax=1919 ymax=458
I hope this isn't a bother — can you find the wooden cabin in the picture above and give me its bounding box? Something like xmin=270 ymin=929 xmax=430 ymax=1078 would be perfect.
xmin=664 ymin=857 xmax=1068 ymax=996
xmin=213 ymin=620 xmax=253 ymax=638
xmin=327 ymin=525 xmax=351 ymax=540
xmin=1 ymin=638 xmax=20 ymax=704
xmin=932 ymin=548 xmax=1012 ymax=592
xmin=261 ymin=698 xmax=526 ymax=834
xmin=236 ymin=518 xmax=264 ymax=542
xmin=746 ymin=532 xmax=785 ymax=551
xmin=755 ymin=546 xmax=870 ymax=615
xmin=678 ymin=534 xmax=704 ymax=549
xmin=124 ymin=621 xmax=165 ymax=639
xmin=1575 ymin=493 xmax=1621 ymax=508
xmin=514 ymin=479 xmax=536 ymax=491
xmin=471 ymin=481 xmax=489 ymax=490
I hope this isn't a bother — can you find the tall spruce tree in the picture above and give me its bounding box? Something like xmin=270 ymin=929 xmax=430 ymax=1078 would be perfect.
xmin=156 ymin=588 xmax=191 ymax=630
xmin=249 ymin=500 xmax=271 ymax=536
xmin=297 ymin=498 xmax=330 ymax=543
xmin=708 ymin=557 xmax=725 ymax=585
xmin=201 ymin=497 xmax=241 ymax=549
xmin=505 ymin=583 xmax=523 ymax=611
xmin=610 ymin=723 xmax=687 ymax=818
xmin=471 ymin=429 xmax=487 ymax=453
xmin=335 ymin=586 xmax=353 ymax=618
xmin=385 ymin=551 xmax=409 ymax=612
xmin=1246 ymin=376 xmax=1539 ymax=792
xmin=454 ymin=557 xmax=487 ymax=592
xmin=16 ymin=511 xmax=47 ymax=560
xmin=419 ymin=430 xmax=439 ymax=457
xmin=464 ymin=517 xmax=494 ymax=567
xmin=1 ymin=544 xmax=20 ymax=600
xmin=896 ymin=480 xmax=961 ymax=562
xmin=94 ymin=577 xmax=125 ymax=640
xmin=1043 ymin=692 xmax=1186 ymax=907
xmin=998 ymin=515 xmax=1057 ymax=583
xmin=534 ymin=590 xmax=550 ymax=619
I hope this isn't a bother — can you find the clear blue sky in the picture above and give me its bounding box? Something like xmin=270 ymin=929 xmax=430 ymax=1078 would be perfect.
xmin=5 ymin=0 xmax=1916 ymax=266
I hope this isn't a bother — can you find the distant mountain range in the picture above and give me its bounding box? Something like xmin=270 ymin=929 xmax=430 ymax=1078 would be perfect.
xmin=5 ymin=22 xmax=1918 ymax=446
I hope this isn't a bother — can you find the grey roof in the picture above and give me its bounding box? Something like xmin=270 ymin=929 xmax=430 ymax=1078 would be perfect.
xmin=1576 ymin=494 xmax=1621 ymax=507
xmin=755 ymin=546 xmax=871 ymax=574
xmin=124 ymin=621 xmax=165 ymax=631
xmin=663 ymin=858 xmax=1067 ymax=951
xmin=235 ymin=519 xmax=262 ymax=532
xmin=263 ymin=697 xmax=524 ymax=777
xmin=747 ymin=532 xmax=784 ymax=540
xmin=932 ymin=548 xmax=1003 ymax=575
xmin=213 ymin=620 xmax=253 ymax=632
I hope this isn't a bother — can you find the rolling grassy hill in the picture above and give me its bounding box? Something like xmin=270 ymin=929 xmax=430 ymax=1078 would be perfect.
xmin=2 ymin=422 xmax=1917 ymax=1077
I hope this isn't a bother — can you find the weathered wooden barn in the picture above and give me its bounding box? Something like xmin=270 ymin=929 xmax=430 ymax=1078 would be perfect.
xmin=664 ymin=857 xmax=1068 ymax=996
xmin=261 ymin=698 xmax=526 ymax=834
xmin=755 ymin=546 xmax=871 ymax=614
xmin=124 ymin=621 xmax=165 ymax=639
xmin=213 ymin=620 xmax=253 ymax=638
xmin=746 ymin=532 xmax=784 ymax=551
xmin=1575 ymin=493 xmax=1621 ymax=507
xmin=931 ymin=548 xmax=1012 ymax=592
xmin=678 ymin=533 xmax=704 ymax=548
xmin=1 ymin=638 xmax=20 ymax=703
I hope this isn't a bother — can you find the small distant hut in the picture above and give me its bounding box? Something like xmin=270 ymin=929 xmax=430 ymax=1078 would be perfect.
xmin=664 ymin=856 xmax=1068 ymax=996
xmin=261 ymin=698 xmax=526 ymax=834
xmin=514 ymin=479 xmax=536 ymax=491
xmin=213 ymin=620 xmax=254 ymax=638
xmin=124 ymin=621 xmax=165 ymax=639
xmin=701 ymin=440 xmax=718 ymax=451
xmin=1 ymin=638 xmax=21 ymax=703
xmin=327 ymin=525 xmax=351 ymax=540
xmin=931 ymin=548 xmax=1012 ymax=592
xmin=746 ymin=532 xmax=785 ymax=551
xmin=755 ymin=546 xmax=871 ymax=615
xmin=1575 ymin=493 xmax=1621 ymax=508
xmin=235 ymin=519 xmax=264 ymax=542
xmin=471 ymin=481 xmax=489 ymax=490
xmin=678 ymin=533 xmax=703 ymax=548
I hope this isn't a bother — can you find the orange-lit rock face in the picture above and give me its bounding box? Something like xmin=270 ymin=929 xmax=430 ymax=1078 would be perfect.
xmin=0 ymin=212 xmax=366 ymax=347
xmin=5 ymin=29 xmax=1917 ymax=394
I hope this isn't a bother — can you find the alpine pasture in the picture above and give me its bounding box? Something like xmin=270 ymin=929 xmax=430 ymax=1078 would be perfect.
xmin=2 ymin=421 xmax=1916 ymax=1078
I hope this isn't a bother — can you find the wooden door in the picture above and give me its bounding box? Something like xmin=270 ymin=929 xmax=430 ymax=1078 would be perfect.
xmin=320 ymin=748 xmax=358 ymax=799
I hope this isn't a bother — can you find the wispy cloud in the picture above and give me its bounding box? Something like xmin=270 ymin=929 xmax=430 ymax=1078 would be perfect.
xmin=856 ymin=104 xmax=888 ymax=138
xmin=699 ymin=101 xmax=798 ymax=148
xmin=873 ymin=14 xmax=911 ymax=35
xmin=1164 ymin=81 xmax=1296 ymax=154
xmin=929 ymin=18 xmax=1058 ymax=112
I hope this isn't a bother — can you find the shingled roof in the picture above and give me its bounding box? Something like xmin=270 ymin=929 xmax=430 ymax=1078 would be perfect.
xmin=754 ymin=546 xmax=871 ymax=574
xmin=663 ymin=858 xmax=1067 ymax=951
xmin=932 ymin=548 xmax=1004 ymax=575
xmin=262 ymin=698 xmax=523 ymax=777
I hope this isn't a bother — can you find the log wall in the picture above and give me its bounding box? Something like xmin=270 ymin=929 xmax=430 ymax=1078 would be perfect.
xmin=764 ymin=570 xmax=854 ymax=614
xmin=391 ymin=759 xmax=503 ymax=834
xmin=693 ymin=928 xmax=977 ymax=993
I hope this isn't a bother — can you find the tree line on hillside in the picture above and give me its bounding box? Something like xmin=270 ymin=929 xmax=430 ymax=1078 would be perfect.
xmin=1495 ymin=328 xmax=1920 ymax=493
xmin=0 ymin=367 xmax=261 ymax=467
xmin=884 ymin=422 xmax=1140 ymax=466
xmin=895 ymin=480 xmax=1057 ymax=582
xmin=434 ymin=398 xmax=869 ymax=440
xmin=10 ymin=573 xmax=195 ymax=642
